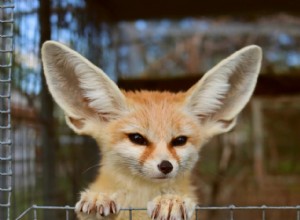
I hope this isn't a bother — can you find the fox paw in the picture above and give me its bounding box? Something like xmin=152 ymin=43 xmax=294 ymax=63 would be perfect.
xmin=75 ymin=190 xmax=120 ymax=218
xmin=147 ymin=194 xmax=195 ymax=220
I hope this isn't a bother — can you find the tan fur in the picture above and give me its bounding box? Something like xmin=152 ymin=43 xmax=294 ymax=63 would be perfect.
xmin=83 ymin=91 xmax=202 ymax=220
xmin=41 ymin=41 xmax=262 ymax=220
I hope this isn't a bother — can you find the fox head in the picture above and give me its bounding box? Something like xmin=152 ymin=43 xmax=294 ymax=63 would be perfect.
xmin=41 ymin=41 xmax=262 ymax=181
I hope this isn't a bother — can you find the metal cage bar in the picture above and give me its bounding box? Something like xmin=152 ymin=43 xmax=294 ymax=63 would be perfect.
xmin=1 ymin=1 xmax=300 ymax=220
xmin=0 ymin=1 xmax=14 ymax=220
xmin=15 ymin=205 xmax=300 ymax=220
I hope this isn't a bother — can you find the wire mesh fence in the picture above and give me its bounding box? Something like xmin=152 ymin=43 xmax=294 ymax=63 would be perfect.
xmin=14 ymin=205 xmax=300 ymax=220
xmin=0 ymin=1 xmax=14 ymax=220
xmin=1 ymin=0 xmax=300 ymax=220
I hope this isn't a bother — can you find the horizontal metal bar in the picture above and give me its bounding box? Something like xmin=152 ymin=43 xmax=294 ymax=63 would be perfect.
xmin=0 ymin=20 xmax=14 ymax=23
xmin=0 ymin=187 xmax=12 ymax=192
xmin=0 ymin=140 xmax=12 ymax=144
xmin=0 ymin=203 xmax=11 ymax=207
xmin=120 ymin=207 xmax=147 ymax=211
xmin=0 ymin=5 xmax=15 ymax=9
xmin=0 ymin=79 xmax=11 ymax=82
xmin=0 ymin=156 xmax=12 ymax=160
xmin=0 ymin=49 xmax=13 ymax=53
xmin=0 ymin=35 xmax=13 ymax=38
xmin=0 ymin=94 xmax=10 ymax=98
xmin=0 ymin=126 xmax=11 ymax=130
xmin=32 ymin=205 xmax=75 ymax=211
xmin=14 ymin=204 xmax=300 ymax=220
xmin=120 ymin=205 xmax=300 ymax=211
xmin=0 ymin=158 xmax=12 ymax=162
xmin=0 ymin=171 xmax=12 ymax=176
xmin=30 ymin=205 xmax=300 ymax=211
xmin=0 ymin=64 xmax=12 ymax=68
xmin=0 ymin=110 xmax=10 ymax=114
xmin=15 ymin=205 xmax=300 ymax=212
xmin=195 ymin=205 xmax=300 ymax=210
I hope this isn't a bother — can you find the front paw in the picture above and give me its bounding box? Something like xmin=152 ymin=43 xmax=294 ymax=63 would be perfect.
xmin=147 ymin=194 xmax=195 ymax=220
xmin=75 ymin=190 xmax=120 ymax=218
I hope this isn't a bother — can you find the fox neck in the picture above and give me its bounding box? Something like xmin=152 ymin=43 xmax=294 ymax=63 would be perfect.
xmin=94 ymin=162 xmax=196 ymax=208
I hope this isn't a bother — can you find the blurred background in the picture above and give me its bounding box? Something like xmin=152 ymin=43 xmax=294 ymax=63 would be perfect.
xmin=3 ymin=0 xmax=300 ymax=219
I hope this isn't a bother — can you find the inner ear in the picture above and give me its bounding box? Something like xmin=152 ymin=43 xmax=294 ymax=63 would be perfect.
xmin=42 ymin=41 xmax=127 ymax=135
xmin=218 ymin=118 xmax=236 ymax=130
xmin=67 ymin=116 xmax=85 ymax=130
xmin=184 ymin=45 xmax=262 ymax=136
xmin=97 ymin=113 xmax=111 ymax=123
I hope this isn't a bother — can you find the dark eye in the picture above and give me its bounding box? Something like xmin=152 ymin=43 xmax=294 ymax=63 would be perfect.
xmin=128 ymin=133 xmax=148 ymax=146
xmin=171 ymin=136 xmax=188 ymax=147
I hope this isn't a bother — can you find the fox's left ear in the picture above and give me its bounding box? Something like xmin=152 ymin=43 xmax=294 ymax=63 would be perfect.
xmin=185 ymin=45 xmax=262 ymax=137
xmin=41 ymin=41 xmax=127 ymax=136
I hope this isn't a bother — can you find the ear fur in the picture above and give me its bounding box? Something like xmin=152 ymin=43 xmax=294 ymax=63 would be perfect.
xmin=41 ymin=41 xmax=126 ymax=135
xmin=185 ymin=45 xmax=262 ymax=136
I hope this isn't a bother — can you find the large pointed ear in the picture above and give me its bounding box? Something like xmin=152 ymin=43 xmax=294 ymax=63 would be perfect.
xmin=41 ymin=41 xmax=126 ymax=135
xmin=185 ymin=45 xmax=262 ymax=137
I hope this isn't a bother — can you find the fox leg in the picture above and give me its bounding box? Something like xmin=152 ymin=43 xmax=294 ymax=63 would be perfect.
xmin=147 ymin=194 xmax=195 ymax=220
xmin=75 ymin=190 xmax=122 ymax=220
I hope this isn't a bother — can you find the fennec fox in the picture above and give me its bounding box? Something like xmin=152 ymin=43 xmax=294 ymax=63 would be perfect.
xmin=41 ymin=41 xmax=262 ymax=220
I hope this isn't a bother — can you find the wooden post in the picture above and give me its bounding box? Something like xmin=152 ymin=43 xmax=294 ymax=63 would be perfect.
xmin=251 ymin=99 xmax=265 ymax=187
xmin=38 ymin=1 xmax=57 ymax=219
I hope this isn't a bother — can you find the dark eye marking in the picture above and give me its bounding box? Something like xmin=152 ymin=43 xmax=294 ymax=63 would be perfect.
xmin=171 ymin=136 xmax=188 ymax=147
xmin=128 ymin=133 xmax=148 ymax=146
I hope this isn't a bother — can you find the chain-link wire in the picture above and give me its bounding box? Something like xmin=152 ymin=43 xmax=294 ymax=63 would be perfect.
xmin=15 ymin=205 xmax=300 ymax=220
xmin=0 ymin=1 xmax=14 ymax=220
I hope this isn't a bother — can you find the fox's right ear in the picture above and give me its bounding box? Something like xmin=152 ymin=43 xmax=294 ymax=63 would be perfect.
xmin=184 ymin=45 xmax=262 ymax=137
xmin=41 ymin=41 xmax=126 ymax=135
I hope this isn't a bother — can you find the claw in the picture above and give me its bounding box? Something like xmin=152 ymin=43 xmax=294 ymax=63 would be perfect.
xmin=75 ymin=201 xmax=83 ymax=212
xmin=87 ymin=204 xmax=91 ymax=214
xmin=110 ymin=201 xmax=117 ymax=214
xmin=103 ymin=204 xmax=110 ymax=216
xmin=167 ymin=201 xmax=173 ymax=220
xmin=151 ymin=204 xmax=161 ymax=220
xmin=88 ymin=202 xmax=95 ymax=214
xmin=98 ymin=204 xmax=104 ymax=216
xmin=180 ymin=204 xmax=187 ymax=220
xmin=82 ymin=202 xmax=89 ymax=213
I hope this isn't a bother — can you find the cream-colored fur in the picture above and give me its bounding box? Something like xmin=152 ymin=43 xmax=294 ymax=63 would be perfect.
xmin=41 ymin=41 xmax=262 ymax=220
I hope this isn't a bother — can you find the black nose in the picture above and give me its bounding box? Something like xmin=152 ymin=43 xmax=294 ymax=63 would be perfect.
xmin=158 ymin=160 xmax=173 ymax=174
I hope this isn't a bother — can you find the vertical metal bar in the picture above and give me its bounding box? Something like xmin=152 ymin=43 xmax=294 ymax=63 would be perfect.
xmin=129 ymin=207 xmax=133 ymax=220
xmin=296 ymin=206 xmax=300 ymax=220
xmin=195 ymin=207 xmax=198 ymax=220
xmin=0 ymin=1 xmax=14 ymax=220
xmin=65 ymin=206 xmax=70 ymax=220
xmin=66 ymin=210 xmax=69 ymax=220
xmin=262 ymin=209 xmax=266 ymax=220
xmin=33 ymin=208 xmax=37 ymax=220
xmin=229 ymin=205 xmax=235 ymax=220
xmin=261 ymin=205 xmax=266 ymax=220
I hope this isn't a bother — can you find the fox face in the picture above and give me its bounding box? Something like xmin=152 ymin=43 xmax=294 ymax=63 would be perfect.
xmin=104 ymin=91 xmax=202 ymax=181
xmin=41 ymin=41 xmax=262 ymax=219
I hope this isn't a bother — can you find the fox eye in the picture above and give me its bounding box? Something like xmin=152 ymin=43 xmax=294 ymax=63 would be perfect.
xmin=128 ymin=133 xmax=148 ymax=146
xmin=171 ymin=136 xmax=188 ymax=147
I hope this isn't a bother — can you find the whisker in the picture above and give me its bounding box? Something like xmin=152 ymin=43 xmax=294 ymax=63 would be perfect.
xmin=83 ymin=164 xmax=101 ymax=174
